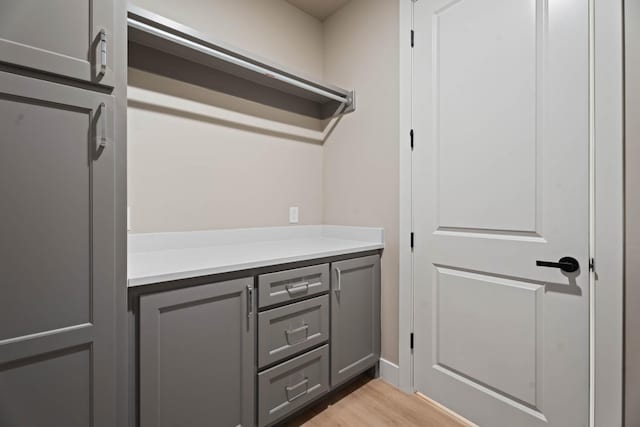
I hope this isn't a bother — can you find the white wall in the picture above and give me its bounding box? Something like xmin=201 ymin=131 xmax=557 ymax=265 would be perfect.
xmin=127 ymin=0 xmax=326 ymax=232
xmin=322 ymin=0 xmax=400 ymax=364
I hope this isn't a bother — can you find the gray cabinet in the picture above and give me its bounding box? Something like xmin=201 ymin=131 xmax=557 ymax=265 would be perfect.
xmin=139 ymin=278 xmax=255 ymax=427
xmin=133 ymin=253 xmax=380 ymax=426
xmin=0 ymin=0 xmax=114 ymax=86
xmin=330 ymin=255 xmax=381 ymax=388
xmin=0 ymin=71 xmax=116 ymax=426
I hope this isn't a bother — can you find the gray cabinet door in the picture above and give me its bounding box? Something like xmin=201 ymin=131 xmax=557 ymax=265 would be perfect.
xmin=139 ymin=278 xmax=256 ymax=427
xmin=0 ymin=71 xmax=116 ymax=426
xmin=330 ymin=255 xmax=381 ymax=388
xmin=0 ymin=0 xmax=114 ymax=86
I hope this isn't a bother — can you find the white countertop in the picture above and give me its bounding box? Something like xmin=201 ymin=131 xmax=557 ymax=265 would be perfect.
xmin=128 ymin=225 xmax=384 ymax=287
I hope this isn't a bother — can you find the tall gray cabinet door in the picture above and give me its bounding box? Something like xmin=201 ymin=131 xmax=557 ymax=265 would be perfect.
xmin=331 ymin=255 xmax=381 ymax=388
xmin=0 ymin=0 xmax=114 ymax=86
xmin=0 ymin=71 xmax=116 ymax=427
xmin=139 ymin=278 xmax=256 ymax=427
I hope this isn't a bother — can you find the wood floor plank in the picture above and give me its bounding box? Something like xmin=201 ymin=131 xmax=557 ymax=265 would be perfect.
xmin=282 ymin=376 xmax=470 ymax=427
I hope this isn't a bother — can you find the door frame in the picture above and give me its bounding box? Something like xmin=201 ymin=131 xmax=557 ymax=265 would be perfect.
xmin=625 ymin=0 xmax=640 ymax=425
xmin=397 ymin=1 xmax=624 ymax=426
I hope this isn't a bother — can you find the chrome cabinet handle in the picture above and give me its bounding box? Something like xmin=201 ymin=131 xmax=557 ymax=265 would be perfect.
xmin=334 ymin=267 xmax=342 ymax=294
xmin=95 ymin=102 xmax=108 ymax=153
xmin=285 ymin=324 xmax=309 ymax=345
xmin=247 ymin=285 xmax=253 ymax=319
xmin=97 ymin=29 xmax=107 ymax=80
xmin=285 ymin=281 xmax=309 ymax=295
xmin=285 ymin=378 xmax=309 ymax=402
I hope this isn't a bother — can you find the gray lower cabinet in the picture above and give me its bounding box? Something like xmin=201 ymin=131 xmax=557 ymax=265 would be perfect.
xmin=0 ymin=71 xmax=116 ymax=426
xmin=0 ymin=0 xmax=114 ymax=85
xmin=133 ymin=254 xmax=380 ymax=427
xmin=330 ymin=255 xmax=381 ymax=388
xmin=139 ymin=277 xmax=255 ymax=427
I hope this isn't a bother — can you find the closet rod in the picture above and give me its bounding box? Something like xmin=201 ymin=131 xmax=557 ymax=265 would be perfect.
xmin=127 ymin=18 xmax=351 ymax=105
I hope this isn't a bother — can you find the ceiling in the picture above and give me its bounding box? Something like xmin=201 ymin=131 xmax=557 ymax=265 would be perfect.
xmin=286 ymin=0 xmax=350 ymax=21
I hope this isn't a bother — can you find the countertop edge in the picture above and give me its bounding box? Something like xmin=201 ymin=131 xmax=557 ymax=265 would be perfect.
xmin=127 ymin=242 xmax=384 ymax=287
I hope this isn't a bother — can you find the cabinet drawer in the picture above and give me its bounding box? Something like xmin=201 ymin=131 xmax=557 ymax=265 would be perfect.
xmin=258 ymin=345 xmax=329 ymax=427
xmin=258 ymin=264 xmax=329 ymax=308
xmin=258 ymin=295 xmax=329 ymax=368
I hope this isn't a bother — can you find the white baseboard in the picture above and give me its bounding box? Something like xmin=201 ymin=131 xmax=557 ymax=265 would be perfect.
xmin=379 ymin=358 xmax=400 ymax=388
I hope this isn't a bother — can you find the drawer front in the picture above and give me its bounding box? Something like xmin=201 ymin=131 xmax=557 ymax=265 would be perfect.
xmin=258 ymin=345 xmax=329 ymax=427
xmin=258 ymin=264 xmax=329 ymax=308
xmin=259 ymin=295 xmax=329 ymax=368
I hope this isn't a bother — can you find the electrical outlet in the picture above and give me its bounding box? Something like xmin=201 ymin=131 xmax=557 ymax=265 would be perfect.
xmin=289 ymin=206 xmax=299 ymax=224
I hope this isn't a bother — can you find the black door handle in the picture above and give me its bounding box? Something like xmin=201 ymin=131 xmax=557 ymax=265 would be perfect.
xmin=536 ymin=257 xmax=580 ymax=273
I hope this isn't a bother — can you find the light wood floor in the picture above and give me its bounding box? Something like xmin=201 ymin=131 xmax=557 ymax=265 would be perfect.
xmin=282 ymin=376 xmax=469 ymax=427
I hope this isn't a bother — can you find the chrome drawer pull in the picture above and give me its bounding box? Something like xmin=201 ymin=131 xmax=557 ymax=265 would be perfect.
xmin=97 ymin=29 xmax=107 ymax=80
xmin=285 ymin=324 xmax=309 ymax=345
xmin=334 ymin=267 xmax=342 ymax=294
xmin=247 ymin=285 xmax=253 ymax=319
xmin=285 ymin=281 xmax=309 ymax=295
xmin=285 ymin=377 xmax=309 ymax=402
xmin=95 ymin=103 xmax=108 ymax=155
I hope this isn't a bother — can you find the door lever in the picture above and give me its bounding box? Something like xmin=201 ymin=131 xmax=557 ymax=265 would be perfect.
xmin=536 ymin=257 xmax=580 ymax=273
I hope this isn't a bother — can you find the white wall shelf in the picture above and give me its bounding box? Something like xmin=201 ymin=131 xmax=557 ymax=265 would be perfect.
xmin=127 ymin=5 xmax=355 ymax=119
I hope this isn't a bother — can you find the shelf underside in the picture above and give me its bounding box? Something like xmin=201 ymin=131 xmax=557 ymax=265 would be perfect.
xmin=127 ymin=7 xmax=355 ymax=119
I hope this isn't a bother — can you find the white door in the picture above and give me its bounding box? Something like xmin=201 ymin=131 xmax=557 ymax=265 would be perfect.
xmin=412 ymin=0 xmax=590 ymax=426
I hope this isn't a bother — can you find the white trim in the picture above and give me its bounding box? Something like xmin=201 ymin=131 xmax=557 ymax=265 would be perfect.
xmin=379 ymin=358 xmax=400 ymax=388
xmin=588 ymin=0 xmax=596 ymax=424
xmin=593 ymin=0 xmax=625 ymax=425
xmin=415 ymin=393 xmax=478 ymax=427
xmin=398 ymin=0 xmax=414 ymax=393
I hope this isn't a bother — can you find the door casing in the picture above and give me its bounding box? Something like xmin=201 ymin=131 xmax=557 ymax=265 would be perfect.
xmin=397 ymin=1 xmax=624 ymax=426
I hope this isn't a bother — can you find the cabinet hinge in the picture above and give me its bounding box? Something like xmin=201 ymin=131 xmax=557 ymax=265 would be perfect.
xmin=410 ymin=129 xmax=414 ymax=150
xmin=411 ymin=30 xmax=414 ymax=47
xmin=410 ymin=232 xmax=414 ymax=249
xmin=410 ymin=333 xmax=414 ymax=350
xmin=589 ymin=258 xmax=595 ymax=272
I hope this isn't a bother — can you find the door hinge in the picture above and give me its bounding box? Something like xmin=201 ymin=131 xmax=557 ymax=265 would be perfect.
xmin=589 ymin=258 xmax=595 ymax=272
xmin=410 ymin=333 xmax=414 ymax=350
xmin=411 ymin=30 xmax=414 ymax=47
xmin=410 ymin=129 xmax=414 ymax=150
xmin=410 ymin=232 xmax=414 ymax=249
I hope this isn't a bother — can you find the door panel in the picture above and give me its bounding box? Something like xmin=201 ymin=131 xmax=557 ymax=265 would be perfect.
xmin=330 ymin=255 xmax=380 ymax=388
xmin=434 ymin=268 xmax=541 ymax=407
xmin=139 ymin=278 xmax=255 ymax=427
xmin=413 ymin=0 xmax=589 ymax=426
xmin=0 ymin=71 xmax=115 ymax=426
xmin=0 ymin=345 xmax=91 ymax=427
xmin=435 ymin=0 xmax=538 ymax=232
xmin=0 ymin=0 xmax=114 ymax=85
